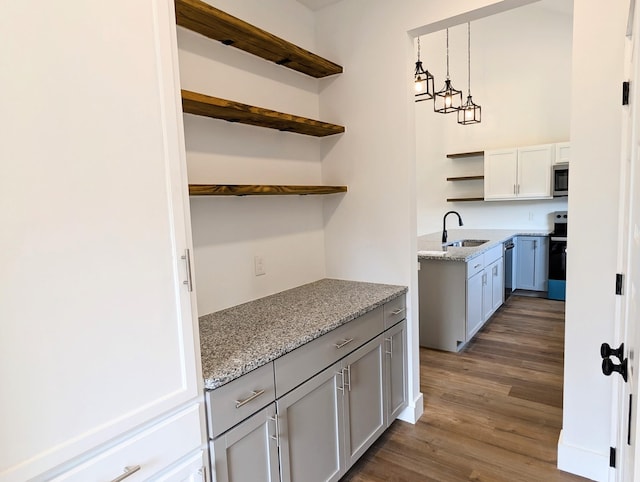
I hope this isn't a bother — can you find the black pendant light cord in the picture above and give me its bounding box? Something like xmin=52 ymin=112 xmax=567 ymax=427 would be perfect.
xmin=417 ymin=37 xmax=421 ymax=62
xmin=467 ymin=22 xmax=471 ymax=96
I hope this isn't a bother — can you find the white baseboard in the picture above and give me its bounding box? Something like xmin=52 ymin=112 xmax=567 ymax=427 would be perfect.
xmin=398 ymin=392 xmax=424 ymax=424
xmin=557 ymin=429 xmax=608 ymax=481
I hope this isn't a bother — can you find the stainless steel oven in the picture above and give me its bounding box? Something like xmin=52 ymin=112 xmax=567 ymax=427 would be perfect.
xmin=553 ymin=164 xmax=569 ymax=197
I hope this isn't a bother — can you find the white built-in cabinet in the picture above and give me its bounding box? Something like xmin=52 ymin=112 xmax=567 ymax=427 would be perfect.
xmin=207 ymin=298 xmax=407 ymax=482
xmin=555 ymin=142 xmax=571 ymax=164
xmin=420 ymin=244 xmax=504 ymax=352
xmin=516 ymin=236 xmax=549 ymax=292
xmin=484 ymin=144 xmax=555 ymax=200
xmin=1 ymin=1 xmax=206 ymax=481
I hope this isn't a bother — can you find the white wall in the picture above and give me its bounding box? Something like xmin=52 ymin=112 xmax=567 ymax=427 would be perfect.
xmin=558 ymin=1 xmax=628 ymax=479
xmin=416 ymin=4 xmax=571 ymax=235
xmin=178 ymin=0 xmax=332 ymax=315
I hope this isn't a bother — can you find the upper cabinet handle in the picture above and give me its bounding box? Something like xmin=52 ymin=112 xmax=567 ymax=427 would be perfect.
xmin=110 ymin=466 xmax=141 ymax=482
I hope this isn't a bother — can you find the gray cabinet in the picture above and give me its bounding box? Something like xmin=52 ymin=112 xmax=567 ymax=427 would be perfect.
xmin=211 ymin=404 xmax=280 ymax=482
xmin=277 ymin=363 xmax=344 ymax=482
xmin=343 ymin=336 xmax=386 ymax=467
xmin=384 ymin=319 xmax=407 ymax=426
xmin=516 ymin=236 xmax=549 ymax=291
xmin=208 ymin=296 xmax=407 ymax=482
xmin=419 ymin=244 xmax=503 ymax=352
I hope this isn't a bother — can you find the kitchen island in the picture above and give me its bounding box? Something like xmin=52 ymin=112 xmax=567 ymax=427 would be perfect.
xmin=418 ymin=229 xmax=549 ymax=352
xmin=199 ymin=278 xmax=408 ymax=482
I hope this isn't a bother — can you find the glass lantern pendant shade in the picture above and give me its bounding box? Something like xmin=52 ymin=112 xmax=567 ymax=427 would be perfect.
xmin=434 ymin=28 xmax=462 ymax=114
xmin=414 ymin=38 xmax=434 ymax=102
xmin=458 ymin=22 xmax=482 ymax=125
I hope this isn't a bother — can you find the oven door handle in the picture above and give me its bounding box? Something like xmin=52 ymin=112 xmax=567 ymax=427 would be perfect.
xmin=550 ymin=236 xmax=568 ymax=242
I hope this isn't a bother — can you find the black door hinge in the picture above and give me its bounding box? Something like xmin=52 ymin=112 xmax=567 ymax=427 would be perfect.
xmin=616 ymin=273 xmax=624 ymax=295
xmin=623 ymin=81 xmax=630 ymax=105
xmin=610 ymin=446 xmax=616 ymax=468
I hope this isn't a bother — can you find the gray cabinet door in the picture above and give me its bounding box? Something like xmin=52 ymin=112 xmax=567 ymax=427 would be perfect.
xmin=342 ymin=336 xmax=386 ymax=468
xmin=517 ymin=236 xmax=548 ymax=291
xmin=384 ymin=320 xmax=407 ymax=426
xmin=277 ymin=362 xmax=344 ymax=482
xmin=467 ymin=270 xmax=484 ymax=340
xmin=211 ymin=403 xmax=279 ymax=482
xmin=491 ymin=259 xmax=504 ymax=312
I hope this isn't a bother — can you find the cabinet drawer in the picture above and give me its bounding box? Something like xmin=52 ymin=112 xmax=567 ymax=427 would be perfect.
xmin=383 ymin=295 xmax=406 ymax=329
xmin=51 ymin=404 xmax=203 ymax=481
xmin=484 ymin=244 xmax=503 ymax=265
xmin=206 ymin=362 xmax=275 ymax=438
xmin=274 ymin=307 xmax=384 ymax=397
xmin=467 ymin=255 xmax=485 ymax=278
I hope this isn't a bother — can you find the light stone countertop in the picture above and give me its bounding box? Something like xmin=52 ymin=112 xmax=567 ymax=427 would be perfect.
xmin=418 ymin=228 xmax=551 ymax=262
xmin=198 ymin=278 xmax=407 ymax=390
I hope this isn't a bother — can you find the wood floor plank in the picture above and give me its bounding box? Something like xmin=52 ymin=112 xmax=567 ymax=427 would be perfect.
xmin=342 ymin=295 xmax=589 ymax=482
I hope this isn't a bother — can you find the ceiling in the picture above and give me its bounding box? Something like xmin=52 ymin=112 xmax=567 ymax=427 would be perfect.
xmin=297 ymin=0 xmax=573 ymax=15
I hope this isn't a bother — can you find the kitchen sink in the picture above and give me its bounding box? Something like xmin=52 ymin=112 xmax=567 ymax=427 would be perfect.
xmin=444 ymin=239 xmax=489 ymax=248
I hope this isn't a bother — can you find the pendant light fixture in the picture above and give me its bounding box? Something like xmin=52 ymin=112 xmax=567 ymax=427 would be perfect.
xmin=458 ymin=22 xmax=482 ymax=125
xmin=414 ymin=37 xmax=434 ymax=102
xmin=434 ymin=28 xmax=462 ymax=114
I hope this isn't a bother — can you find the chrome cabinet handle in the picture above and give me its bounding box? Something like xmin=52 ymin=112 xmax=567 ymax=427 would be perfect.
xmin=235 ymin=389 xmax=265 ymax=408
xmin=385 ymin=337 xmax=393 ymax=357
xmin=473 ymin=263 xmax=482 ymax=269
xmin=181 ymin=249 xmax=193 ymax=292
xmin=269 ymin=415 xmax=279 ymax=442
xmin=336 ymin=369 xmax=345 ymax=392
xmin=391 ymin=308 xmax=405 ymax=316
xmin=344 ymin=365 xmax=351 ymax=392
xmin=110 ymin=466 xmax=141 ymax=482
xmin=335 ymin=338 xmax=354 ymax=349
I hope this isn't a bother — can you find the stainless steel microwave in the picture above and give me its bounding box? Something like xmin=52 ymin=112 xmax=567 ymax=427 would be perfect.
xmin=553 ymin=164 xmax=569 ymax=196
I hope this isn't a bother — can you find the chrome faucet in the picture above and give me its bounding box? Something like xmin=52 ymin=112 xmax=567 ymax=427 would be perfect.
xmin=442 ymin=211 xmax=463 ymax=243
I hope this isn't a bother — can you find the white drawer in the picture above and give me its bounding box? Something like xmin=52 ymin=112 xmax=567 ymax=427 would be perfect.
xmin=484 ymin=244 xmax=503 ymax=265
xmin=51 ymin=404 xmax=203 ymax=482
xmin=383 ymin=295 xmax=406 ymax=329
xmin=205 ymin=362 xmax=275 ymax=438
xmin=274 ymin=306 xmax=384 ymax=397
xmin=467 ymin=255 xmax=485 ymax=278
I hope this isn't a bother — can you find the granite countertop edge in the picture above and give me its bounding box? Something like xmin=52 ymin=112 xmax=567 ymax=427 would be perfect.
xmin=199 ymin=279 xmax=408 ymax=390
xmin=417 ymin=229 xmax=552 ymax=262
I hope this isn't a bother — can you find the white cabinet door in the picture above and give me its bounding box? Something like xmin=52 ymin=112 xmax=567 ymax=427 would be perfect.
xmin=491 ymin=259 xmax=505 ymax=313
xmin=384 ymin=320 xmax=408 ymax=426
xmin=484 ymin=148 xmax=518 ymax=200
xmin=0 ymin=1 xmax=202 ymax=480
xmin=517 ymin=144 xmax=553 ymax=198
xmin=342 ymin=337 xmax=386 ymax=468
xmin=555 ymin=142 xmax=571 ymax=164
xmin=467 ymin=270 xmax=485 ymax=339
xmin=278 ymin=363 xmax=344 ymax=482
xmin=211 ymin=404 xmax=279 ymax=482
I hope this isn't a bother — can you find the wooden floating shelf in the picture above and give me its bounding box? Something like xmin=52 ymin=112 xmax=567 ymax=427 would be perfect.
xmin=175 ymin=0 xmax=343 ymax=78
xmin=446 ymin=151 xmax=485 ymax=159
xmin=446 ymin=175 xmax=485 ymax=181
xmin=182 ymin=90 xmax=345 ymax=138
xmin=446 ymin=197 xmax=485 ymax=202
xmin=189 ymin=184 xmax=348 ymax=196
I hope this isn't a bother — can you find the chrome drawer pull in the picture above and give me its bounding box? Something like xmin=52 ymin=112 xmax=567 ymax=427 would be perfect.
xmin=110 ymin=465 xmax=141 ymax=482
xmin=334 ymin=338 xmax=354 ymax=349
xmin=391 ymin=308 xmax=405 ymax=315
xmin=235 ymin=389 xmax=265 ymax=408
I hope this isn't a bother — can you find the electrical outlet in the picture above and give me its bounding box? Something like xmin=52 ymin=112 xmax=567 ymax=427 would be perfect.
xmin=254 ymin=255 xmax=266 ymax=276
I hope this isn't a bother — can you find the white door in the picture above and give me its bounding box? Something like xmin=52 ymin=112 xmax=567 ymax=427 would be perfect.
xmin=612 ymin=1 xmax=640 ymax=479
xmin=0 ymin=1 xmax=201 ymax=480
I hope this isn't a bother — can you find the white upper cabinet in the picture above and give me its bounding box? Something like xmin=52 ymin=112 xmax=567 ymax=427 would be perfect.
xmin=0 ymin=1 xmax=203 ymax=481
xmin=555 ymin=141 xmax=571 ymax=164
xmin=484 ymin=144 xmax=554 ymax=201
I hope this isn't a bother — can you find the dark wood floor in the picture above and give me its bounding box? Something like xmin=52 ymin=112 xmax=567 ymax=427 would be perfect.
xmin=342 ymin=295 xmax=590 ymax=482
